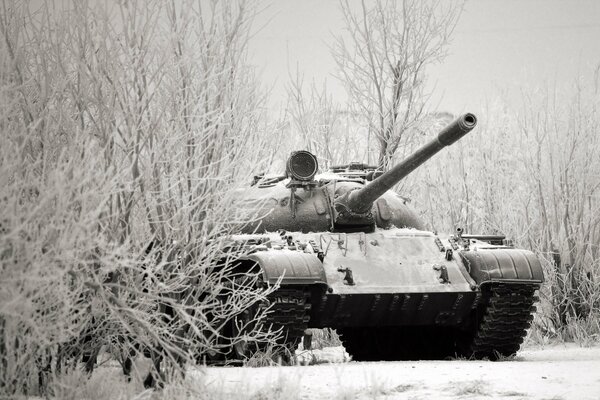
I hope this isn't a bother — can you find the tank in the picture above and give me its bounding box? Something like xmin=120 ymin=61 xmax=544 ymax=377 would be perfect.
xmin=226 ymin=113 xmax=544 ymax=361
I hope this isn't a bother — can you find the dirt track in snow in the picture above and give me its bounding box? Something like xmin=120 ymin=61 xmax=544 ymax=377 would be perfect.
xmin=196 ymin=344 xmax=600 ymax=399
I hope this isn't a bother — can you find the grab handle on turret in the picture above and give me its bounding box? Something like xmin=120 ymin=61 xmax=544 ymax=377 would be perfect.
xmin=344 ymin=113 xmax=477 ymax=213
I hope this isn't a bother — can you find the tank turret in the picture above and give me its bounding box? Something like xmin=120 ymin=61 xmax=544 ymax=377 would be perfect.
xmin=240 ymin=113 xmax=477 ymax=234
xmin=341 ymin=113 xmax=476 ymax=213
xmin=332 ymin=113 xmax=477 ymax=229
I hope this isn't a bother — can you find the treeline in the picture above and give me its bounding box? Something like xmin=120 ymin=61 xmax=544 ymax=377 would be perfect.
xmin=0 ymin=1 xmax=281 ymax=395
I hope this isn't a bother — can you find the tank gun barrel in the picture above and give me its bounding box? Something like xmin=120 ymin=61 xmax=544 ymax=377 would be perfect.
xmin=345 ymin=113 xmax=477 ymax=213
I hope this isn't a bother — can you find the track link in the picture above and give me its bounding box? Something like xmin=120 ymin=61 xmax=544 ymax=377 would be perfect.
xmin=205 ymin=286 xmax=311 ymax=365
xmin=468 ymin=282 xmax=540 ymax=359
xmin=264 ymin=286 xmax=311 ymax=346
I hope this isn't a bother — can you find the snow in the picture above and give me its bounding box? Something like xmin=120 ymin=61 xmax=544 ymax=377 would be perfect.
xmin=195 ymin=344 xmax=600 ymax=399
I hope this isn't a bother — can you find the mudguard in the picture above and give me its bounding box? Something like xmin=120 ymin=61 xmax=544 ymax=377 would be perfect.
xmin=244 ymin=250 xmax=327 ymax=286
xmin=460 ymin=248 xmax=544 ymax=284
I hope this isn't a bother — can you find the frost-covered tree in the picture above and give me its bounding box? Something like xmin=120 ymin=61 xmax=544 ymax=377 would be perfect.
xmin=332 ymin=0 xmax=462 ymax=170
xmin=0 ymin=0 xmax=280 ymax=395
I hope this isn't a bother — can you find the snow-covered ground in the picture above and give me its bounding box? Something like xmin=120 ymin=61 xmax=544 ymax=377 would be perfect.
xmin=195 ymin=344 xmax=600 ymax=399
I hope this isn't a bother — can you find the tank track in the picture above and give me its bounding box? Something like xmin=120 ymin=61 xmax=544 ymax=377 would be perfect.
xmin=203 ymin=286 xmax=310 ymax=365
xmin=468 ymin=282 xmax=540 ymax=359
xmin=263 ymin=286 xmax=311 ymax=347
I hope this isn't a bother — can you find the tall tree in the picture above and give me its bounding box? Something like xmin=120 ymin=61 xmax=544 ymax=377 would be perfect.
xmin=332 ymin=0 xmax=462 ymax=169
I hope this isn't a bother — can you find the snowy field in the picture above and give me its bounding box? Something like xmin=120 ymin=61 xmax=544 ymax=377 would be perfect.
xmin=194 ymin=344 xmax=600 ymax=400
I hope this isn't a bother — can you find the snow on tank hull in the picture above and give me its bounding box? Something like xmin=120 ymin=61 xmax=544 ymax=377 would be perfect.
xmin=310 ymin=228 xmax=479 ymax=329
xmin=311 ymin=229 xmax=543 ymax=327
xmin=240 ymin=227 xmax=543 ymax=360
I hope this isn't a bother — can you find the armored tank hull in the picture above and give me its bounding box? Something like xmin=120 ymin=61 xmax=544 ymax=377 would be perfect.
xmin=224 ymin=114 xmax=543 ymax=361
xmin=235 ymin=229 xmax=542 ymax=361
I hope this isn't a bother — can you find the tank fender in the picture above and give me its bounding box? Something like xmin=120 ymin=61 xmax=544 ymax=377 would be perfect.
xmin=459 ymin=249 xmax=544 ymax=284
xmin=243 ymin=251 xmax=328 ymax=286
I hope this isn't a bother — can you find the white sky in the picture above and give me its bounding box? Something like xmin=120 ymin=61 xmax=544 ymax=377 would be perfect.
xmin=248 ymin=0 xmax=600 ymax=114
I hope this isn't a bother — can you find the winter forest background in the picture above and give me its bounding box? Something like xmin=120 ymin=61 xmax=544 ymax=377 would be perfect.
xmin=1 ymin=0 xmax=599 ymax=397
